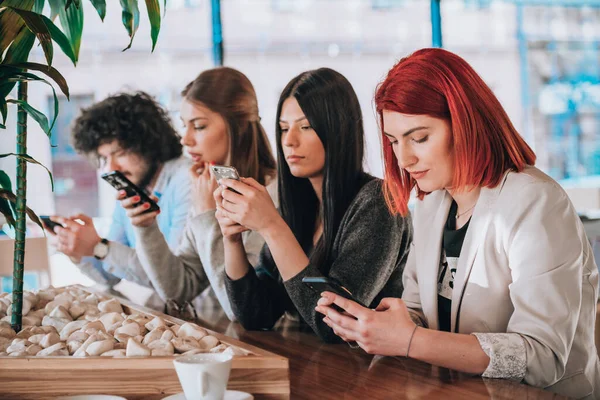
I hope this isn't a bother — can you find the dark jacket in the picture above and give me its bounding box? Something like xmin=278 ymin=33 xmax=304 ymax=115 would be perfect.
xmin=224 ymin=178 xmax=413 ymax=343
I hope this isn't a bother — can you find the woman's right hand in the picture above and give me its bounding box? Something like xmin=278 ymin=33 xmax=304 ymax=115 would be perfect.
xmin=118 ymin=191 xmax=160 ymax=228
xmin=214 ymin=185 xmax=248 ymax=242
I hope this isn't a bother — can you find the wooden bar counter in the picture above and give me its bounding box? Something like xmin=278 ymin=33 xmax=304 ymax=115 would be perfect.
xmin=193 ymin=306 xmax=567 ymax=400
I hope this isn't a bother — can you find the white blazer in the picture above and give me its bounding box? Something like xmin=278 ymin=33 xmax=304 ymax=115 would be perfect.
xmin=402 ymin=166 xmax=600 ymax=399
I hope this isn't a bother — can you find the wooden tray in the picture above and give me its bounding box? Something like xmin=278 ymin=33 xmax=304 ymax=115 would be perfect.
xmin=0 ymin=286 xmax=290 ymax=400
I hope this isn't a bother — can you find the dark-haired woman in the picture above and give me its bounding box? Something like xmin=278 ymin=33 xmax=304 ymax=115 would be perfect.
xmin=214 ymin=68 xmax=413 ymax=342
xmin=120 ymin=67 xmax=277 ymax=320
xmin=316 ymin=49 xmax=600 ymax=398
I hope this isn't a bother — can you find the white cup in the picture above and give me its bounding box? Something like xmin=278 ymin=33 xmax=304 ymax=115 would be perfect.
xmin=173 ymin=353 xmax=233 ymax=400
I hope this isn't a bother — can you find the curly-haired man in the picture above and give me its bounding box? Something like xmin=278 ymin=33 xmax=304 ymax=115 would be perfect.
xmin=48 ymin=92 xmax=191 ymax=305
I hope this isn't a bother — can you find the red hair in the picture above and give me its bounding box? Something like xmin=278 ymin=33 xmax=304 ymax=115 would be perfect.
xmin=375 ymin=48 xmax=536 ymax=216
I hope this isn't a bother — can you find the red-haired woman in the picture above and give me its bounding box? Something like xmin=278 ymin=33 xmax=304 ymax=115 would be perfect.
xmin=315 ymin=48 xmax=599 ymax=398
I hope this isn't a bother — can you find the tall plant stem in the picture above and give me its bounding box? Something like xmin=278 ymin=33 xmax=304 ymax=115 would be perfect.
xmin=11 ymin=80 xmax=28 ymax=333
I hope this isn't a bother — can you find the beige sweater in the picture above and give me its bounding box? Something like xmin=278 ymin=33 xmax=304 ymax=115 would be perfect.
xmin=132 ymin=180 xmax=278 ymax=321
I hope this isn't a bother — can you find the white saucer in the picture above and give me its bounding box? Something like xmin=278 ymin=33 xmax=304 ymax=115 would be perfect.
xmin=162 ymin=391 xmax=253 ymax=400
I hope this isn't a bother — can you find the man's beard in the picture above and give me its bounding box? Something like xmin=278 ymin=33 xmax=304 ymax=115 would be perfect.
xmin=138 ymin=160 xmax=160 ymax=193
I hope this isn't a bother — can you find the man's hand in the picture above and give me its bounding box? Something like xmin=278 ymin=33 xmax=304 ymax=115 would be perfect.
xmin=53 ymin=214 xmax=102 ymax=262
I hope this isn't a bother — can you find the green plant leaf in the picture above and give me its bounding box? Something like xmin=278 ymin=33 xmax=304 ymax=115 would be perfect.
xmin=145 ymin=0 xmax=161 ymax=52
xmin=6 ymin=99 xmax=50 ymax=135
xmin=48 ymin=0 xmax=83 ymax=62
xmin=1 ymin=69 xmax=60 ymax=134
xmin=89 ymin=0 xmax=106 ymax=21
xmin=0 ymin=153 xmax=54 ymax=190
xmin=120 ymin=0 xmax=140 ymax=51
xmin=0 ymin=171 xmax=13 ymax=193
xmin=41 ymin=14 xmax=77 ymax=65
xmin=49 ymin=0 xmax=60 ymax=20
xmin=0 ymin=197 xmax=17 ymax=228
xmin=0 ymin=27 xmax=35 ymax=102
xmin=0 ymin=189 xmax=43 ymax=230
xmin=0 ymin=98 xmax=7 ymax=125
xmin=62 ymin=0 xmax=83 ymax=60
xmin=0 ymin=0 xmax=35 ymax=62
xmin=1 ymin=0 xmax=35 ymax=9
xmin=0 ymin=81 xmax=16 ymax=105
xmin=8 ymin=7 xmax=54 ymax=66
xmin=0 ymin=8 xmax=26 ymax=60
xmin=34 ymin=0 xmax=45 ymax=13
xmin=65 ymin=0 xmax=81 ymax=9
xmin=0 ymin=173 xmax=16 ymax=223
xmin=5 ymin=63 xmax=70 ymax=99
xmin=2 ymin=27 xmax=36 ymax=65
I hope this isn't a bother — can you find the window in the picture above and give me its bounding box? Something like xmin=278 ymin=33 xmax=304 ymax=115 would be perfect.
xmin=47 ymin=94 xmax=99 ymax=217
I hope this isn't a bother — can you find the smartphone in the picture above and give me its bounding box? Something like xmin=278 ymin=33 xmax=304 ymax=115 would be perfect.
xmin=210 ymin=165 xmax=241 ymax=194
xmin=101 ymin=171 xmax=159 ymax=214
xmin=210 ymin=165 xmax=240 ymax=182
xmin=39 ymin=215 xmax=64 ymax=233
xmin=302 ymin=277 xmax=369 ymax=309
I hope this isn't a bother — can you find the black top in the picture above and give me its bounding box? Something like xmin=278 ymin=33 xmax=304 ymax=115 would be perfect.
xmin=437 ymin=200 xmax=470 ymax=332
xmin=224 ymin=178 xmax=414 ymax=343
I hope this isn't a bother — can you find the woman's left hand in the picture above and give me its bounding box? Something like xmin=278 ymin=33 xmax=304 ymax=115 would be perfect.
xmin=190 ymin=162 xmax=218 ymax=215
xmin=218 ymin=177 xmax=281 ymax=233
xmin=315 ymin=293 xmax=417 ymax=356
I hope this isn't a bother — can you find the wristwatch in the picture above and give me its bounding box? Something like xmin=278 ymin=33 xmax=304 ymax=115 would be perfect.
xmin=93 ymin=238 xmax=110 ymax=260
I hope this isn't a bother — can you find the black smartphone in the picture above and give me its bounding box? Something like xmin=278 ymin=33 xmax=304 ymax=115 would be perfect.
xmin=302 ymin=277 xmax=369 ymax=309
xmin=39 ymin=215 xmax=64 ymax=233
xmin=101 ymin=171 xmax=159 ymax=214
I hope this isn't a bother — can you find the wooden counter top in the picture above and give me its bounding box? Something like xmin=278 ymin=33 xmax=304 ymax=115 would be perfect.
xmin=193 ymin=306 xmax=566 ymax=400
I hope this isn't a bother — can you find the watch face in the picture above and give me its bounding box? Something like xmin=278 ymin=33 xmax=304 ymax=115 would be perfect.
xmin=94 ymin=241 xmax=109 ymax=259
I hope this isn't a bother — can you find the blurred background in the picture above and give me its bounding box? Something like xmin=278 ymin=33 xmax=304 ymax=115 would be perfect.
xmin=0 ymin=0 xmax=599 ymax=288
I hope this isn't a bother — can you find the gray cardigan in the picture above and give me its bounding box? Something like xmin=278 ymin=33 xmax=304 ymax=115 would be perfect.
xmin=225 ymin=178 xmax=413 ymax=343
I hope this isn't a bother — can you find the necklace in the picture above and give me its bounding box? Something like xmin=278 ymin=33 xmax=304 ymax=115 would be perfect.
xmin=456 ymin=204 xmax=476 ymax=220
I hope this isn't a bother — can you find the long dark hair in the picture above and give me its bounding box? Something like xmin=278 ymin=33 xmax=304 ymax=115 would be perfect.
xmin=276 ymin=68 xmax=367 ymax=272
xmin=182 ymin=67 xmax=276 ymax=184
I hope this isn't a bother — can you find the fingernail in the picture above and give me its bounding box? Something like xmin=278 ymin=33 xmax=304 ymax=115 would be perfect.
xmin=144 ymin=203 xmax=150 ymax=209
xmin=157 ymin=209 xmax=161 ymax=214
xmin=210 ymin=161 xmax=216 ymax=165
xmin=134 ymin=196 xmax=141 ymax=202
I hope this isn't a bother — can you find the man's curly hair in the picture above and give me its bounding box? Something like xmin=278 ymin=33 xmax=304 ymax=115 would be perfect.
xmin=71 ymin=91 xmax=182 ymax=164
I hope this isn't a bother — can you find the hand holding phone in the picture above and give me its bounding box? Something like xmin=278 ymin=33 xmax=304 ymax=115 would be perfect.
xmin=302 ymin=277 xmax=369 ymax=309
xmin=210 ymin=165 xmax=241 ymax=194
xmin=305 ymin=277 xmax=368 ymax=349
xmin=40 ymin=215 xmax=64 ymax=234
xmin=210 ymin=165 xmax=240 ymax=182
xmin=101 ymin=171 xmax=159 ymax=214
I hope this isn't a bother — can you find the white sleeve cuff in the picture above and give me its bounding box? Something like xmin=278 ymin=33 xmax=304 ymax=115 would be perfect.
xmin=472 ymin=332 xmax=527 ymax=381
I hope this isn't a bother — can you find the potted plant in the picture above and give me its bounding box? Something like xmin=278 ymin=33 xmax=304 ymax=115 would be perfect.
xmin=0 ymin=0 xmax=164 ymax=332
